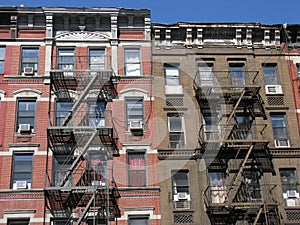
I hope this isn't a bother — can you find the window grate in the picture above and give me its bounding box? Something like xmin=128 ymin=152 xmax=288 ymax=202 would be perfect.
xmin=287 ymin=210 xmax=300 ymax=221
xmin=267 ymin=96 xmax=284 ymax=105
xmin=166 ymin=97 xmax=184 ymax=106
xmin=174 ymin=213 xmax=193 ymax=224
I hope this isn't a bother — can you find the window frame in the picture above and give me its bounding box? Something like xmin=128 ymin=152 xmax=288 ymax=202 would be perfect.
xmin=263 ymin=64 xmax=279 ymax=85
xmin=168 ymin=114 xmax=185 ymax=148
xmin=57 ymin=48 xmax=75 ymax=76
xmin=172 ymin=170 xmax=190 ymax=195
xmin=198 ymin=63 xmax=214 ymax=86
xmin=20 ymin=47 xmax=39 ymax=74
xmin=126 ymin=98 xmax=144 ymax=130
xmin=124 ymin=48 xmax=141 ymax=76
xmin=55 ymin=100 xmax=73 ymax=126
xmin=52 ymin=154 xmax=73 ymax=187
xmin=8 ymin=218 xmax=30 ymax=225
xmin=89 ymin=48 xmax=106 ymax=72
xmin=127 ymin=152 xmax=146 ymax=187
xmin=271 ymin=114 xmax=289 ymax=147
xmin=15 ymin=98 xmax=37 ymax=133
xmin=0 ymin=47 xmax=5 ymax=74
xmin=229 ymin=63 xmax=245 ymax=86
xmin=11 ymin=152 xmax=33 ymax=189
xmin=128 ymin=216 xmax=149 ymax=225
xmin=165 ymin=64 xmax=180 ymax=85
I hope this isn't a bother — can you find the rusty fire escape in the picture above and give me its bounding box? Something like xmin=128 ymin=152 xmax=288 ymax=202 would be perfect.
xmin=194 ymin=70 xmax=281 ymax=225
xmin=44 ymin=54 xmax=120 ymax=224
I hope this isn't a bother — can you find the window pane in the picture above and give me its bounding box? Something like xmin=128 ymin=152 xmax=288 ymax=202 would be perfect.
xmin=172 ymin=171 xmax=189 ymax=194
xmin=129 ymin=218 xmax=149 ymax=225
xmin=127 ymin=100 xmax=143 ymax=125
xmin=264 ymin=65 xmax=278 ymax=85
xmin=125 ymin=49 xmax=141 ymax=75
xmin=89 ymin=49 xmax=105 ymax=71
xmin=16 ymin=100 xmax=36 ymax=131
xmin=55 ymin=102 xmax=73 ymax=126
xmin=165 ymin=65 xmax=179 ymax=85
xmin=128 ymin=153 xmax=146 ymax=187
xmin=280 ymin=169 xmax=298 ymax=193
xmin=199 ymin=64 xmax=214 ymax=86
xmin=12 ymin=154 xmax=33 ymax=184
xmin=169 ymin=115 xmax=182 ymax=131
xmin=230 ymin=65 xmax=245 ymax=86
xmin=0 ymin=47 xmax=5 ymax=59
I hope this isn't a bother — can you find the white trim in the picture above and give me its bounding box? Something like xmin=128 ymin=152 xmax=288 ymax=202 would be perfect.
xmin=0 ymin=90 xmax=5 ymax=99
xmin=119 ymin=88 xmax=148 ymax=100
xmin=119 ymin=207 xmax=161 ymax=220
xmin=0 ymin=146 xmax=49 ymax=156
xmin=13 ymin=89 xmax=42 ymax=100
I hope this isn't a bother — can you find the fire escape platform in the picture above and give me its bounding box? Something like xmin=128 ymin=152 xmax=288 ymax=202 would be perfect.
xmin=48 ymin=126 xmax=118 ymax=155
xmin=44 ymin=186 xmax=119 ymax=211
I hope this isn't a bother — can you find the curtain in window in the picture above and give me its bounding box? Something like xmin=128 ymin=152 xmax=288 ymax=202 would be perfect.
xmin=128 ymin=154 xmax=146 ymax=186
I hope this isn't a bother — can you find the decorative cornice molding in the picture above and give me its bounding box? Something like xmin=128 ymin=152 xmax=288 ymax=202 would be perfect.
xmin=55 ymin=31 xmax=110 ymax=41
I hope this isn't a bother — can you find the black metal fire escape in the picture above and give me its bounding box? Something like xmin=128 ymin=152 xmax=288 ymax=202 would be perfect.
xmin=44 ymin=55 xmax=120 ymax=224
xmin=194 ymin=70 xmax=281 ymax=225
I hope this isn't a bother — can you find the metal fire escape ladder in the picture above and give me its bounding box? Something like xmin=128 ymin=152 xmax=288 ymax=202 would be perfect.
xmin=253 ymin=206 xmax=264 ymax=225
xmin=62 ymin=75 xmax=99 ymax=126
xmin=58 ymin=131 xmax=98 ymax=187
xmin=76 ymin=191 xmax=97 ymax=225
xmin=226 ymin=144 xmax=254 ymax=202
xmin=225 ymin=89 xmax=246 ymax=128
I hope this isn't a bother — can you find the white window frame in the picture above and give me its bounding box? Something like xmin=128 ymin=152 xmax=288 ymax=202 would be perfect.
xmin=168 ymin=114 xmax=185 ymax=148
xmin=0 ymin=47 xmax=5 ymax=74
xmin=165 ymin=64 xmax=180 ymax=85
xmin=124 ymin=48 xmax=141 ymax=76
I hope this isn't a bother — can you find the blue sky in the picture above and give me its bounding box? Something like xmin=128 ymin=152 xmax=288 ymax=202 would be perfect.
xmin=1 ymin=0 xmax=299 ymax=24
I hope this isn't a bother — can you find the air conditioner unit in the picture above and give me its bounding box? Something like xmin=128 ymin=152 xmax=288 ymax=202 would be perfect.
xmin=13 ymin=181 xmax=28 ymax=189
xmin=265 ymin=85 xmax=282 ymax=94
xmin=287 ymin=190 xmax=299 ymax=198
xmin=18 ymin=123 xmax=31 ymax=133
xmin=129 ymin=120 xmax=143 ymax=130
xmin=23 ymin=67 xmax=34 ymax=75
xmin=286 ymin=199 xmax=296 ymax=206
xmin=92 ymin=180 xmax=101 ymax=186
xmin=174 ymin=193 xmax=191 ymax=201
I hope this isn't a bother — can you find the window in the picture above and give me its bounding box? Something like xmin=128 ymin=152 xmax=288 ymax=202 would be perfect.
xmin=235 ymin=115 xmax=253 ymax=140
xmin=55 ymin=101 xmax=73 ymax=126
xmin=16 ymin=99 xmax=36 ymax=133
xmin=53 ymin=155 xmax=73 ymax=186
xmin=243 ymin=171 xmax=262 ymax=201
xmin=87 ymin=152 xmax=106 ymax=186
xmin=271 ymin=114 xmax=289 ymax=147
xmin=172 ymin=170 xmax=189 ymax=195
xmin=203 ymin=114 xmax=219 ymax=140
xmin=0 ymin=47 xmax=5 ymax=73
xmin=124 ymin=49 xmax=141 ymax=75
xmin=198 ymin=63 xmax=214 ymax=86
xmin=168 ymin=114 xmax=185 ymax=148
xmin=128 ymin=153 xmax=146 ymax=187
xmin=209 ymin=172 xmax=226 ymax=203
xmin=21 ymin=48 xmax=39 ymax=74
xmin=126 ymin=99 xmax=144 ymax=130
xmin=280 ymin=169 xmax=298 ymax=193
xmin=298 ymin=64 xmax=300 ymax=79
xmin=230 ymin=64 xmax=245 ymax=86
xmin=52 ymin=219 xmax=71 ymax=225
xmin=263 ymin=64 xmax=278 ymax=85
xmin=57 ymin=49 xmax=75 ymax=76
xmin=8 ymin=218 xmax=30 ymax=225
xmin=128 ymin=217 xmax=149 ymax=225
xmin=11 ymin=153 xmax=33 ymax=189
xmin=165 ymin=64 xmax=180 ymax=85
xmin=89 ymin=101 xmax=107 ymax=126
xmin=89 ymin=49 xmax=105 ymax=72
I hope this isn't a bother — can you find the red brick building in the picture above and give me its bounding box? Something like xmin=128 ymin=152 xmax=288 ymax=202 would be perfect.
xmin=0 ymin=6 xmax=161 ymax=225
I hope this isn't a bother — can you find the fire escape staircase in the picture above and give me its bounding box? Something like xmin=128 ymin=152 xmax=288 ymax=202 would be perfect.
xmin=45 ymin=64 xmax=120 ymax=222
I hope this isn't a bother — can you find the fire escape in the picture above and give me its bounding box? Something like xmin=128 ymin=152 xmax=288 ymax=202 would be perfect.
xmin=44 ymin=54 xmax=120 ymax=224
xmin=194 ymin=70 xmax=281 ymax=225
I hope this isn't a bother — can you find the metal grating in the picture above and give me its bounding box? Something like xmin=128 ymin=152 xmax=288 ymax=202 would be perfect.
xmin=174 ymin=200 xmax=191 ymax=210
xmin=166 ymin=97 xmax=184 ymax=106
xmin=174 ymin=213 xmax=193 ymax=224
xmin=267 ymin=96 xmax=284 ymax=106
xmin=287 ymin=210 xmax=300 ymax=221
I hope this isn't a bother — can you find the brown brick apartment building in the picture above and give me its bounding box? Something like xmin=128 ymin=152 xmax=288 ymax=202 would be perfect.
xmin=0 ymin=6 xmax=160 ymax=225
xmin=152 ymin=22 xmax=300 ymax=225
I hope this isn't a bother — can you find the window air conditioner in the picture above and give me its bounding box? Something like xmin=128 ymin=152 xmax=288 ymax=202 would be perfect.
xmin=14 ymin=181 xmax=28 ymax=189
xmin=287 ymin=190 xmax=299 ymax=198
xmin=265 ymin=85 xmax=282 ymax=94
xmin=23 ymin=67 xmax=34 ymax=75
xmin=18 ymin=123 xmax=31 ymax=133
xmin=174 ymin=192 xmax=191 ymax=201
xmin=129 ymin=120 xmax=143 ymax=130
